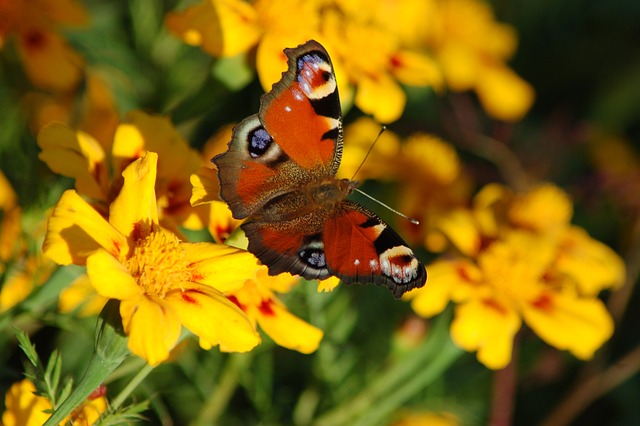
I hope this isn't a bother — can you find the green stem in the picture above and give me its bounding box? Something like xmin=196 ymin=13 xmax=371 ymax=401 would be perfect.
xmin=44 ymin=300 xmax=130 ymax=426
xmin=192 ymin=352 xmax=254 ymax=426
xmin=110 ymin=363 xmax=157 ymax=410
xmin=314 ymin=310 xmax=460 ymax=426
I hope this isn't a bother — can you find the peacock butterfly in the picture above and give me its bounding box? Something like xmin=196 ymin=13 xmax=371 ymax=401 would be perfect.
xmin=213 ymin=40 xmax=426 ymax=298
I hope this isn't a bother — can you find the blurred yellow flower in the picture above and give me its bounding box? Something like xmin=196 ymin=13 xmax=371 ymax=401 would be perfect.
xmin=392 ymin=411 xmax=460 ymax=426
xmin=339 ymin=119 xmax=472 ymax=252
xmin=425 ymin=0 xmax=534 ymax=121
xmin=43 ymin=153 xmax=261 ymax=365
xmin=58 ymin=274 xmax=109 ymax=316
xmin=166 ymin=0 xmax=441 ymax=123
xmin=0 ymin=0 xmax=88 ymax=92
xmin=1 ymin=379 xmax=107 ymax=426
xmin=0 ymin=172 xmax=55 ymax=312
xmin=229 ymin=268 xmax=323 ymax=353
xmin=38 ymin=110 xmax=204 ymax=234
xmin=408 ymin=183 xmax=624 ymax=369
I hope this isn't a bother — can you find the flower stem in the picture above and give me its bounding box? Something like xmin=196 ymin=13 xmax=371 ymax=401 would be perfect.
xmin=110 ymin=363 xmax=156 ymax=410
xmin=193 ymin=352 xmax=254 ymax=425
xmin=489 ymin=350 xmax=517 ymax=426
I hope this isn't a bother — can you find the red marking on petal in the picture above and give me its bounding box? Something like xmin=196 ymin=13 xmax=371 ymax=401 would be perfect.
xmin=532 ymin=293 xmax=554 ymax=313
xmin=182 ymin=293 xmax=197 ymax=304
xmin=390 ymin=54 xmax=403 ymax=69
xmin=88 ymin=384 xmax=107 ymax=400
xmin=23 ymin=29 xmax=46 ymax=51
xmin=227 ymin=295 xmax=246 ymax=311
xmin=456 ymin=266 xmax=473 ymax=282
xmin=482 ymin=298 xmax=508 ymax=315
xmin=258 ymin=299 xmax=275 ymax=316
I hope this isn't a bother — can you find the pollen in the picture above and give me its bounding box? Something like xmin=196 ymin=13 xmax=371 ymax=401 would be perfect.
xmin=126 ymin=230 xmax=191 ymax=298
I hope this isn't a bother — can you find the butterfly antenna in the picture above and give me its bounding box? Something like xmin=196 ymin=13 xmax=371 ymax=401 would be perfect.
xmin=350 ymin=125 xmax=387 ymax=181
xmin=354 ymin=188 xmax=420 ymax=225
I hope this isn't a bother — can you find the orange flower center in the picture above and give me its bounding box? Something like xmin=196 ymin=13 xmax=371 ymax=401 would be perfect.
xmin=126 ymin=231 xmax=190 ymax=298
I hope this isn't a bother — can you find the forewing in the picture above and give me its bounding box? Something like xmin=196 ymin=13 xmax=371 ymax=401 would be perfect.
xmin=259 ymin=40 xmax=343 ymax=175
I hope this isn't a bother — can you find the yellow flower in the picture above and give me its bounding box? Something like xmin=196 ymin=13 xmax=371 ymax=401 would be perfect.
xmin=0 ymin=0 xmax=88 ymax=92
xmin=0 ymin=171 xmax=21 ymax=265
xmin=166 ymin=0 xmax=441 ymax=123
xmin=391 ymin=411 xmax=460 ymax=426
xmin=38 ymin=110 xmax=204 ymax=234
xmin=1 ymin=379 xmax=107 ymax=426
xmin=229 ymin=268 xmax=323 ymax=353
xmin=409 ymin=183 xmax=624 ymax=369
xmin=338 ymin=120 xmax=471 ymax=252
xmin=43 ymin=153 xmax=260 ymax=365
xmin=411 ymin=232 xmax=614 ymax=369
xmin=190 ymin=125 xmax=244 ymax=243
xmin=425 ymin=0 xmax=534 ymax=121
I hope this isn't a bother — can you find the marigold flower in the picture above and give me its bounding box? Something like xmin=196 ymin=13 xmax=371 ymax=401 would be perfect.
xmin=408 ymin=183 xmax=624 ymax=369
xmin=0 ymin=0 xmax=88 ymax=92
xmin=1 ymin=379 xmax=107 ymax=426
xmin=424 ymin=0 xmax=534 ymax=120
xmin=38 ymin=110 xmax=204 ymax=234
xmin=166 ymin=0 xmax=441 ymax=123
xmin=43 ymin=153 xmax=260 ymax=365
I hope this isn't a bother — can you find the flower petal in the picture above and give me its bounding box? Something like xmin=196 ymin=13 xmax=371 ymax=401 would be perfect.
xmin=254 ymin=298 xmax=323 ymax=354
xmin=184 ymin=243 xmax=259 ymax=292
xmin=43 ymin=190 xmax=128 ymax=265
xmin=451 ymin=298 xmax=521 ymax=370
xmin=37 ymin=123 xmax=108 ymax=202
xmin=556 ymin=226 xmax=625 ymax=296
xmin=166 ymin=284 xmax=260 ymax=353
xmin=86 ymin=249 xmax=141 ymax=300
xmin=355 ymin=72 xmax=406 ymax=124
xmin=190 ymin=168 xmax=219 ymax=206
xmin=17 ymin=28 xmax=84 ymax=92
xmin=522 ymin=291 xmax=614 ymax=360
xmin=58 ymin=273 xmax=108 ymax=316
xmin=390 ymin=49 xmax=443 ymax=88
xmin=120 ymin=297 xmax=182 ymax=365
xmin=476 ymin=64 xmax=535 ymax=121
xmin=109 ymin=152 xmax=159 ymax=240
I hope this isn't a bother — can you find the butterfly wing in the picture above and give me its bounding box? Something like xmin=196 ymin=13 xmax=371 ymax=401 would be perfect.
xmin=259 ymin=40 xmax=343 ymax=175
xmin=242 ymin=200 xmax=426 ymax=298
xmin=323 ymin=201 xmax=426 ymax=298
xmin=214 ymin=40 xmax=343 ymax=219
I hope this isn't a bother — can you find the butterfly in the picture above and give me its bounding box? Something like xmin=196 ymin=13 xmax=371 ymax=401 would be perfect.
xmin=213 ymin=40 xmax=426 ymax=298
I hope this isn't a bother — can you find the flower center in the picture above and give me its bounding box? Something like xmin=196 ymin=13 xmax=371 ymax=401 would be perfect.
xmin=127 ymin=231 xmax=191 ymax=298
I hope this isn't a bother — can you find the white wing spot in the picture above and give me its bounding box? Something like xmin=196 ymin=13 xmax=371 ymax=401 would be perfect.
xmin=354 ymin=259 xmax=360 ymax=266
xmin=284 ymin=106 xmax=291 ymax=112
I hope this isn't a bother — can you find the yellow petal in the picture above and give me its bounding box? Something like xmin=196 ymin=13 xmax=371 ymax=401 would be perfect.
xmin=37 ymin=123 xmax=108 ymax=202
xmin=355 ymin=72 xmax=406 ymax=124
xmin=438 ymin=43 xmax=479 ymax=91
xmin=109 ymin=153 xmax=159 ymax=240
xmin=121 ymin=296 xmax=182 ymax=365
xmin=508 ymin=184 xmax=573 ymax=234
xmin=166 ymin=0 xmax=260 ymax=57
xmin=86 ymin=250 xmax=141 ymax=300
xmin=1 ymin=379 xmax=52 ymax=426
xmin=254 ymin=298 xmax=323 ymax=354
xmin=522 ymin=291 xmax=614 ymax=360
xmin=256 ymin=32 xmax=316 ymax=93
xmin=184 ymin=243 xmax=259 ymax=292
xmin=390 ymin=50 xmax=443 ymax=89
xmin=166 ymin=284 xmax=260 ymax=352
xmin=58 ymin=273 xmax=108 ymax=316
xmin=317 ymin=276 xmax=341 ymax=293
xmin=436 ymin=209 xmax=481 ymax=257
xmin=556 ymin=226 xmax=626 ymax=296
xmin=43 ymin=190 xmax=128 ymax=265
xmin=451 ymin=298 xmax=521 ymax=370
xmin=17 ymin=28 xmax=84 ymax=92
xmin=190 ymin=168 xmax=220 ymax=206
xmin=476 ymin=64 xmax=535 ymax=122
xmin=206 ymin=201 xmax=243 ymax=244
xmin=407 ymin=259 xmax=476 ymax=317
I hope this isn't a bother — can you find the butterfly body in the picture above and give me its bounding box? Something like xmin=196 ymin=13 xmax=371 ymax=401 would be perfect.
xmin=214 ymin=40 xmax=426 ymax=298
